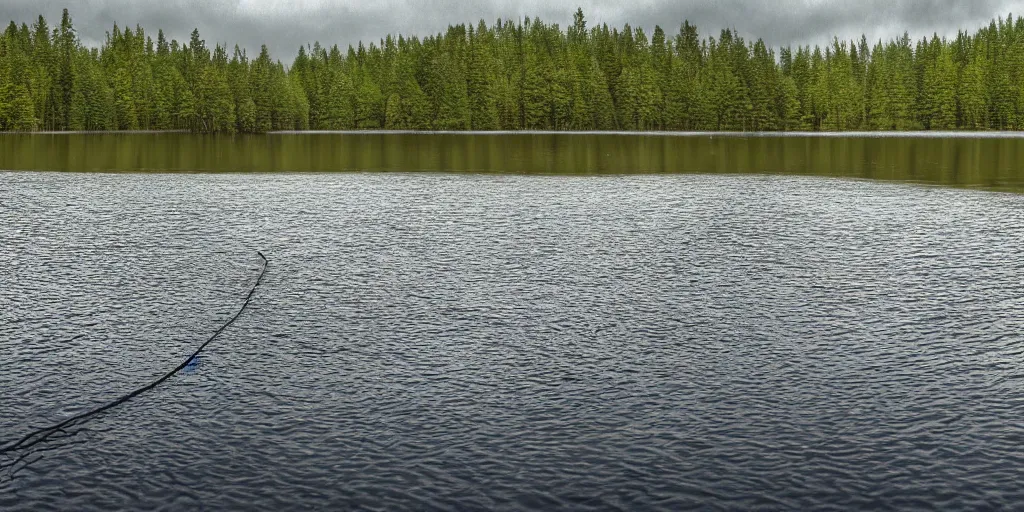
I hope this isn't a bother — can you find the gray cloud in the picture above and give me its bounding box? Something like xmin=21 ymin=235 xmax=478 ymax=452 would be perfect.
xmin=2 ymin=0 xmax=1022 ymax=61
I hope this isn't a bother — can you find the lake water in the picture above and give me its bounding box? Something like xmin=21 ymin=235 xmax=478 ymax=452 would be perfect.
xmin=2 ymin=138 xmax=1024 ymax=509
xmin=2 ymin=132 xmax=1024 ymax=191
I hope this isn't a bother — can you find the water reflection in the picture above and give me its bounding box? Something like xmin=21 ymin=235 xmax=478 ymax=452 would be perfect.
xmin=1 ymin=132 xmax=1023 ymax=191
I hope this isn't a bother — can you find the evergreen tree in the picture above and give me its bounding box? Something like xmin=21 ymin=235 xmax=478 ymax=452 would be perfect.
xmin=749 ymin=39 xmax=778 ymax=131
xmin=778 ymin=76 xmax=802 ymax=130
xmin=958 ymin=53 xmax=987 ymax=129
xmin=520 ymin=40 xmax=550 ymax=130
xmin=197 ymin=63 xmax=235 ymax=132
xmin=352 ymin=67 xmax=384 ymax=129
xmin=1 ymin=8 xmax=1023 ymax=134
xmin=923 ymin=43 xmax=957 ymax=129
xmin=422 ymin=44 xmax=468 ymax=130
xmin=467 ymin=23 xmax=499 ymax=130
xmin=54 ymin=9 xmax=78 ymax=130
xmin=251 ymin=45 xmax=273 ymax=132
xmin=323 ymin=67 xmax=355 ymax=129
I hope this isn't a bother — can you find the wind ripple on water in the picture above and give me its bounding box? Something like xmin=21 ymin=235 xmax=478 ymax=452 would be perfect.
xmin=1 ymin=173 xmax=1023 ymax=510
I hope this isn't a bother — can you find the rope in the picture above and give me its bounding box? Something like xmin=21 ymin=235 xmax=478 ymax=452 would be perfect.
xmin=0 ymin=252 xmax=268 ymax=463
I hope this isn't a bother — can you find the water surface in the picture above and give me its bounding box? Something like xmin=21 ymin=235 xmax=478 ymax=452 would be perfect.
xmin=2 ymin=132 xmax=1024 ymax=191
xmin=1 ymin=172 xmax=1024 ymax=510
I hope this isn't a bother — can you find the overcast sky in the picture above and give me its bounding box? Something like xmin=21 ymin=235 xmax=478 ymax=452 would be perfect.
xmin=3 ymin=0 xmax=1023 ymax=60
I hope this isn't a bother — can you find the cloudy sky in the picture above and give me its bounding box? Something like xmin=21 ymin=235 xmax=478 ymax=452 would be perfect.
xmin=3 ymin=0 xmax=1023 ymax=60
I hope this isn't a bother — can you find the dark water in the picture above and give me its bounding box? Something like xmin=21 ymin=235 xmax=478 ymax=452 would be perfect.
xmin=3 ymin=132 xmax=1024 ymax=191
xmin=2 ymin=171 xmax=1024 ymax=510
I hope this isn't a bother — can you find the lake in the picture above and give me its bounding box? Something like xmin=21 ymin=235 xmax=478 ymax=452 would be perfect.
xmin=2 ymin=135 xmax=1024 ymax=509
xmin=1 ymin=131 xmax=1024 ymax=191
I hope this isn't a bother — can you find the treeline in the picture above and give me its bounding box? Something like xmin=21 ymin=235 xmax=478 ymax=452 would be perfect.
xmin=2 ymin=8 xmax=1024 ymax=132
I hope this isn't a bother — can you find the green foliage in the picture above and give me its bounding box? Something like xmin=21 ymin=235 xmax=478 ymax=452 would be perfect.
xmin=384 ymin=77 xmax=430 ymax=130
xmin=197 ymin=65 xmax=235 ymax=132
xmin=322 ymin=68 xmax=355 ymax=129
xmin=8 ymin=83 xmax=37 ymax=130
xmin=778 ymin=76 xmax=802 ymax=131
xmin=868 ymin=36 xmax=919 ymax=130
xmin=352 ymin=69 xmax=383 ymax=129
xmin=617 ymin=62 xmax=661 ymax=130
xmin=521 ymin=44 xmax=550 ymax=130
xmin=923 ymin=45 xmax=957 ymax=129
xmin=1 ymin=9 xmax=1023 ymax=133
xmin=467 ymin=25 xmax=499 ymax=130
xmin=422 ymin=47 xmax=468 ymax=130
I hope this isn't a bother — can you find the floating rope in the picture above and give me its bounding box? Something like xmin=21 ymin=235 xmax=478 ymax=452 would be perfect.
xmin=0 ymin=252 xmax=268 ymax=478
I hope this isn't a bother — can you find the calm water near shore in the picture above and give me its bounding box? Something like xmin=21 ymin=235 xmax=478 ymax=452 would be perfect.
xmin=2 ymin=138 xmax=1024 ymax=509
xmin=2 ymin=132 xmax=1024 ymax=191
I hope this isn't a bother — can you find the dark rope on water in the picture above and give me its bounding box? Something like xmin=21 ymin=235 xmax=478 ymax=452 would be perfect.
xmin=0 ymin=252 xmax=268 ymax=470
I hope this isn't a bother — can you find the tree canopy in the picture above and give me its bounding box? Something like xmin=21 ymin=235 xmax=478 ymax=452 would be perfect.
xmin=2 ymin=8 xmax=1024 ymax=133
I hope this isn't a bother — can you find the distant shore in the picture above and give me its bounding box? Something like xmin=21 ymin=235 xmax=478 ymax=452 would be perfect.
xmin=2 ymin=9 xmax=1022 ymax=136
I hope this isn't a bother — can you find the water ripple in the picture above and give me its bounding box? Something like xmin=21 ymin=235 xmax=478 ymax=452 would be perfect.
xmin=1 ymin=173 xmax=1023 ymax=510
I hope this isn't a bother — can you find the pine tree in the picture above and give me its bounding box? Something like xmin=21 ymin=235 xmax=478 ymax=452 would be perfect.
xmin=1 ymin=8 xmax=1023 ymax=135
xmin=467 ymin=23 xmax=499 ymax=130
xmin=521 ymin=43 xmax=550 ymax=129
xmin=323 ymin=67 xmax=355 ymax=130
xmin=778 ymin=76 xmax=802 ymax=130
xmin=421 ymin=45 xmax=468 ymax=130
xmin=702 ymin=36 xmax=748 ymax=130
xmin=9 ymin=84 xmax=36 ymax=130
xmin=113 ymin=66 xmax=138 ymax=129
xmin=923 ymin=44 xmax=957 ymax=129
xmin=585 ymin=57 xmax=616 ymax=130
xmin=748 ymin=39 xmax=778 ymax=131
xmin=352 ymin=69 xmax=383 ymax=129
xmin=54 ymin=9 xmax=77 ymax=130
xmin=30 ymin=15 xmax=52 ymax=130
xmin=958 ymin=53 xmax=987 ymax=129
xmin=251 ymin=45 xmax=273 ymax=132
xmin=815 ymin=39 xmax=860 ymax=130
xmin=197 ymin=65 xmax=235 ymax=132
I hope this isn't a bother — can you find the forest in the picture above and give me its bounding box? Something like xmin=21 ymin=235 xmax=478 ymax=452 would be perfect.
xmin=1 ymin=8 xmax=1023 ymax=133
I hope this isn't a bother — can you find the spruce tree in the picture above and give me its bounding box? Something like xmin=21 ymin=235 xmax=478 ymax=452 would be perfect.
xmin=323 ymin=68 xmax=355 ymax=130
xmin=1 ymin=7 xmax=1023 ymax=134
xmin=467 ymin=23 xmax=499 ymax=130
xmin=923 ymin=44 xmax=957 ymax=129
